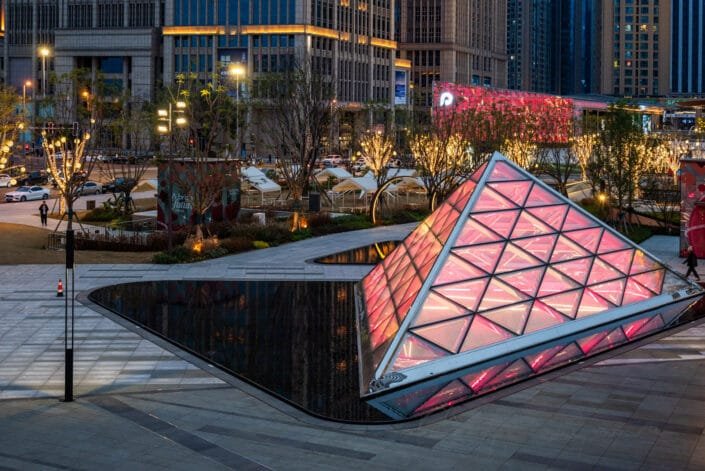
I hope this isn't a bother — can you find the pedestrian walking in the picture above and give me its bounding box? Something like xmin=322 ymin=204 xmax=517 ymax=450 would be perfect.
xmin=684 ymin=246 xmax=701 ymax=280
xmin=38 ymin=201 xmax=49 ymax=227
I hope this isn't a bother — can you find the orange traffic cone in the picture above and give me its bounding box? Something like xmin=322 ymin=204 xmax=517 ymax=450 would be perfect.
xmin=57 ymin=279 xmax=64 ymax=297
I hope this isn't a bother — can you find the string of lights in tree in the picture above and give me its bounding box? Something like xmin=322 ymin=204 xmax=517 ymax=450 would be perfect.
xmin=43 ymin=132 xmax=91 ymax=204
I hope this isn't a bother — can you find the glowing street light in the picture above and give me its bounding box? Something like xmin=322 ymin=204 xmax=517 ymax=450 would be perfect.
xmin=38 ymin=46 xmax=51 ymax=98
xmin=228 ymin=63 xmax=246 ymax=157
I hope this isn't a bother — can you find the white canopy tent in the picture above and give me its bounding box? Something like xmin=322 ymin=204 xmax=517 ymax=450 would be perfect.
xmin=241 ymin=166 xmax=281 ymax=206
xmin=314 ymin=167 xmax=353 ymax=184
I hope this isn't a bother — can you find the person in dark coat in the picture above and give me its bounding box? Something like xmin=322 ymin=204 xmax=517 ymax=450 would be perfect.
xmin=38 ymin=201 xmax=49 ymax=227
xmin=684 ymin=246 xmax=700 ymax=280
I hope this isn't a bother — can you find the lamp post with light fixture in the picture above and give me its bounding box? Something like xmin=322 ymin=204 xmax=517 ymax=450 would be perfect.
xmin=38 ymin=46 xmax=51 ymax=99
xmin=228 ymin=63 xmax=245 ymax=158
xmin=157 ymin=101 xmax=188 ymax=251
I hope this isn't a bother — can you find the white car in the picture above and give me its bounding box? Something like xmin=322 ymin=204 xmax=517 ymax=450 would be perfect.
xmin=76 ymin=181 xmax=103 ymax=195
xmin=0 ymin=174 xmax=16 ymax=187
xmin=5 ymin=186 xmax=50 ymax=202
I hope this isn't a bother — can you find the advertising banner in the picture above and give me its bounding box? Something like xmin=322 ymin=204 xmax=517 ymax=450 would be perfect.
xmin=394 ymin=70 xmax=407 ymax=106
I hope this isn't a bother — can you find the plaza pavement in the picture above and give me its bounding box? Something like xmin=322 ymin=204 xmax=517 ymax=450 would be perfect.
xmin=1 ymin=226 xmax=705 ymax=470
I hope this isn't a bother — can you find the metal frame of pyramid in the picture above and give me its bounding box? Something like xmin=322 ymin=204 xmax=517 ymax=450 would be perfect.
xmin=356 ymin=152 xmax=703 ymax=419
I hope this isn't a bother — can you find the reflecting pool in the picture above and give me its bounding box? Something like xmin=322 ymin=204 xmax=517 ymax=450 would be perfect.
xmin=89 ymin=280 xmax=389 ymax=422
xmin=313 ymin=241 xmax=399 ymax=265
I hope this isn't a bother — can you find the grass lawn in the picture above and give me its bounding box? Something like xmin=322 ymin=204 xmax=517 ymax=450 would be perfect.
xmin=0 ymin=223 xmax=155 ymax=264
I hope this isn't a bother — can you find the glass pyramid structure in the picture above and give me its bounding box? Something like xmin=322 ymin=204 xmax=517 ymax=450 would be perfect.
xmin=357 ymin=152 xmax=703 ymax=419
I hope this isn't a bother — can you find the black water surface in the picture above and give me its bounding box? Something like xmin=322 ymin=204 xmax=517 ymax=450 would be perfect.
xmin=313 ymin=241 xmax=399 ymax=265
xmin=89 ymin=280 xmax=389 ymax=422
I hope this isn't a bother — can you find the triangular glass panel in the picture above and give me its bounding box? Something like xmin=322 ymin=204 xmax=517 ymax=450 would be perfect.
xmin=480 ymin=360 xmax=532 ymax=392
xmin=514 ymin=234 xmax=558 ymax=262
xmin=631 ymin=269 xmax=665 ymax=294
xmin=461 ymin=363 xmax=509 ymax=392
xmin=599 ymin=249 xmax=634 ymax=275
xmin=550 ymin=235 xmax=590 ymax=263
xmin=477 ymin=278 xmax=530 ymax=312
xmin=576 ymin=288 xmax=612 ymax=318
xmin=472 ymin=187 xmax=518 ymax=212
xmin=480 ymin=301 xmax=532 ymax=335
xmin=629 ymin=250 xmax=662 ymax=275
xmin=577 ymin=331 xmax=609 ymax=355
xmin=662 ymin=271 xmax=694 ymax=295
xmin=537 ymin=268 xmax=580 ymax=297
xmin=511 ymin=211 xmax=556 ymax=239
xmin=432 ymin=278 xmax=489 ymax=314
xmin=525 ymin=344 xmax=565 ymax=372
xmin=472 ymin=210 xmax=520 ymax=238
xmin=524 ymin=184 xmax=563 ymax=207
xmin=622 ymin=278 xmax=655 ymax=306
xmin=637 ymin=315 xmax=666 ymax=335
xmin=539 ymin=289 xmax=583 ymax=318
xmin=587 ymin=258 xmax=624 ymax=285
xmin=488 ymin=180 xmax=533 ymax=206
xmin=524 ymin=300 xmax=567 ymax=334
xmin=414 ymin=380 xmax=473 ymax=414
xmin=540 ymin=343 xmax=583 ymax=370
xmin=590 ymin=278 xmax=626 ymax=306
xmin=495 ymin=243 xmax=544 ymax=274
xmin=434 ymin=255 xmax=486 ymax=286
xmin=561 ymin=207 xmax=599 ymax=231
xmin=563 ymin=227 xmax=603 ymax=253
xmin=622 ymin=316 xmax=654 ymax=340
xmin=444 ymin=180 xmax=477 ymax=210
xmin=370 ymin=315 xmax=399 ymax=350
xmin=453 ymin=242 xmax=505 ymax=273
xmin=487 ymin=161 xmax=528 ymax=181
xmin=499 ymin=266 xmax=546 ymax=297
xmin=460 ymin=316 xmax=515 ymax=353
xmin=412 ymin=317 xmax=472 ymax=353
xmin=413 ymin=291 xmax=470 ymax=327
xmin=454 ymin=218 xmax=503 ymax=247
xmin=526 ymin=204 xmax=569 ymax=231
xmin=591 ymin=327 xmax=627 ymax=353
xmin=469 ymin=162 xmax=488 ymax=182
xmin=390 ymin=334 xmax=449 ymax=370
xmin=553 ymin=257 xmax=593 ymax=285
xmin=597 ymin=230 xmax=631 ymax=254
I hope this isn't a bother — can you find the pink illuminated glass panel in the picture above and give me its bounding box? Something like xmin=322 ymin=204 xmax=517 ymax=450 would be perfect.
xmin=524 ymin=184 xmax=563 ymax=207
xmin=525 ymin=344 xmax=565 ymax=372
xmin=488 ymin=180 xmax=533 ymax=206
xmin=391 ymin=334 xmax=448 ymax=370
xmin=540 ymin=343 xmax=583 ymax=370
xmin=622 ymin=278 xmax=654 ymax=305
xmin=622 ymin=316 xmax=653 ymax=340
xmin=597 ymin=230 xmax=630 ymax=254
xmin=480 ymin=301 xmax=532 ymax=335
xmin=473 ymin=210 xmax=520 ymax=238
xmin=462 ymin=363 xmax=509 ymax=392
xmin=478 ymin=278 xmax=529 ymax=311
xmin=527 ymin=205 xmax=569 ymax=231
xmin=453 ymin=242 xmax=505 ymax=273
xmin=592 ymin=327 xmax=627 ymax=352
xmin=587 ymin=258 xmax=624 ymax=285
xmin=590 ymin=279 xmax=626 ymax=306
xmin=444 ymin=180 xmax=476 ymax=209
xmin=577 ymin=331 xmax=609 ymax=354
xmin=511 ymin=211 xmax=555 ymax=238
xmin=577 ymin=288 xmax=611 ymax=317
xmin=631 ymin=270 xmax=665 ymax=294
xmin=524 ymin=300 xmax=567 ymax=334
xmin=495 ymin=244 xmax=543 ymax=273
xmin=488 ymin=161 xmax=528 ymax=181
xmin=370 ymin=315 xmax=398 ymax=350
xmin=539 ymin=289 xmax=582 ymax=318
xmin=414 ymin=381 xmax=472 ymax=414
xmin=537 ymin=268 xmax=579 ymax=297
xmin=460 ymin=316 xmax=515 ymax=352
xmin=434 ymin=255 xmax=486 ymax=285
xmin=514 ymin=234 xmax=558 ymax=262
xmin=413 ymin=316 xmax=472 ymax=353
xmin=561 ymin=207 xmax=599 ymax=231
xmin=472 ymin=187 xmax=518 ymax=212
xmin=479 ymin=360 xmax=532 ymax=392
xmin=599 ymin=249 xmax=634 ymax=275
xmin=413 ymin=291 xmax=470 ymax=327
xmin=630 ymin=251 xmax=661 ymax=275
xmin=563 ymin=227 xmax=602 ymax=253
xmin=552 ymin=257 xmax=593 ymax=285
xmin=432 ymin=278 xmax=489 ymax=313
xmin=454 ymin=218 xmax=503 ymax=246
xmin=550 ymin=236 xmax=590 ymax=262
xmin=499 ymin=266 xmax=546 ymax=297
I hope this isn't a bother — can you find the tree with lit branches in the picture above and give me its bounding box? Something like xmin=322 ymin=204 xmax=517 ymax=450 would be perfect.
xmin=43 ymin=132 xmax=93 ymax=230
xmin=501 ymin=138 xmax=537 ymax=169
xmin=572 ymin=133 xmax=598 ymax=181
xmin=359 ymin=130 xmax=396 ymax=187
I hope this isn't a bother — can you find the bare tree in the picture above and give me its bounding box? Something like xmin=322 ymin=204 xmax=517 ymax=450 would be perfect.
xmin=255 ymin=61 xmax=332 ymax=205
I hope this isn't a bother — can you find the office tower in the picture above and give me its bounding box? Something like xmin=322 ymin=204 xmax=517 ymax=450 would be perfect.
xmin=556 ymin=0 xmax=599 ymax=95
xmin=399 ymin=0 xmax=508 ymax=107
xmin=507 ymin=0 xmax=557 ymax=93
xmin=671 ymin=0 xmax=705 ymax=95
xmin=600 ymin=0 xmax=671 ymax=97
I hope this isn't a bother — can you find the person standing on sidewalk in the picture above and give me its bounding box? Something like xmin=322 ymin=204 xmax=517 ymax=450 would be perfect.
xmin=684 ymin=246 xmax=701 ymax=281
xmin=38 ymin=201 xmax=49 ymax=227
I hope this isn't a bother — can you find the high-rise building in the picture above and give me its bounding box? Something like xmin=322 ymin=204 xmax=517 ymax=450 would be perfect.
xmin=600 ymin=0 xmax=671 ymax=97
xmin=507 ymin=0 xmax=557 ymax=93
xmin=671 ymin=0 xmax=705 ymax=95
xmin=556 ymin=0 xmax=599 ymax=95
xmin=399 ymin=0 xmax=508 ymax=107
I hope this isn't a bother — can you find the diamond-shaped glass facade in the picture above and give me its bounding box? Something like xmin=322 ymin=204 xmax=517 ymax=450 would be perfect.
xmin=358 ymin=153 xmax=703 ymax=419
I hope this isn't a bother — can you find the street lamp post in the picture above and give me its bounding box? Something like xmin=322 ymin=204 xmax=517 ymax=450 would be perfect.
xmin=157 ymin=101 xmax=187 ymax=252
xmin=228 ymin=63 xmax=245 ymax=158
xmin=38 ymin=46 xmax=51 ymax=99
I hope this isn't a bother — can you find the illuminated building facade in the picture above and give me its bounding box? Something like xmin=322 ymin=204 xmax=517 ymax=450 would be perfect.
xmin=600 ymin=0 xmax=671 ymax=97
xmin=671 ymin=0 xmax=705 ymax=95
xmin=398 ymin=0 xmax=508 ymax=107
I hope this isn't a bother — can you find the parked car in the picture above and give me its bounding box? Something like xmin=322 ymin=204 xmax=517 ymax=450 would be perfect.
xmin=5 ymin=186 xmax=50 ymax=202
xmin=103 ymin=177 xmax=128 ymax=193
xmin=0 ymin=173 xmax=16 ymax=187
xmin=75 ymin=181 xmax=103 ymax=195
xmin=16 ymin=170 xmax=49 ymax=186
